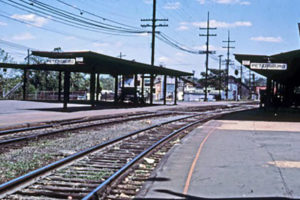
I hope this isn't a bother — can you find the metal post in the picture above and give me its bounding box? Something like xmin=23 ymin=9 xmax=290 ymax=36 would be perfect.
xmin=174 ymin=76 xmax=178 ymax=105
xmin=218 ymin=55 xmax=223 ymax=99
xmin=150 ymin=74 xmax=154 ymax=105
xmin=90 ymin=72 xmax=95 ymax=106
xmin=266 ymin=78 xmax=271 ymax=108
xmin=23 ymin=49 xmax=30 ymax=100
xmin=114 ymin=75 xmax=118 ymax=103
xmin=58 ymin=71 xmax=62 ymax=101
xmin=63 ymin=71 xmax=70 ymax=109
xmin=240 ymin=65 xmax=243 ymax=99
xmin=122 ymin=75 xmax=125 ymax=88
xmin=22 ymin=69 xmax=28 ymax=100
xmin=134 ymin=74 xmax=138 ymax=103
xmin=163 ymin=75 xmax=167 ymax=105
xmin=141 ymin=74 xmax=144 ymax=100
xmin=96 ymin=73 xmax=100 ymax=102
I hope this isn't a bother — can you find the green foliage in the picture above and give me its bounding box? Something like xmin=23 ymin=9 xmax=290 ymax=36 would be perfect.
xmin=198 ymin=68 xmax=227 ymax=90
xmin=100 ymin=76 xmax=115 ymax=91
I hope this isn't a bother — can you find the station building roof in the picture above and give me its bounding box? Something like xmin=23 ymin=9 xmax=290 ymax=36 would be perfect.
xmin=235 ymin=49 xmax=300 ymax=86
xmin=0 ymin=51 xmax=192 ymax=77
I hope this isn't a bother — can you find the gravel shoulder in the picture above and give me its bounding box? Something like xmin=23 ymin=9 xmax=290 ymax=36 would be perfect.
xmin=0 ymin=115 xmax=188 ymax=184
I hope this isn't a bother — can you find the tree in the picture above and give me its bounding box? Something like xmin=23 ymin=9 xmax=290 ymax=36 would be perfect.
xmin=198 ymin=68 xmax=227 ymax=90
xmin=0 ymin=48 xmax=22 ymax=98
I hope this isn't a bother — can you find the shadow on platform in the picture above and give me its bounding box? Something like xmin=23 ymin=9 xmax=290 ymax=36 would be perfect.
xmin=22 ymin=100 xmax=159 ymax=113
xmin=135 ymin=189 xmax=296 ymax=199
xmin=218 ymin=108 xmax=300 ymax=123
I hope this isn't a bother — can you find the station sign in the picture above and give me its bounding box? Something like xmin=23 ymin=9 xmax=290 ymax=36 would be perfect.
xmin=250 ymin=63 xmax=287 ymax=70
xmin=46 ymin=58 xmax=76 ymax=65
xmin=242 ymin=60 xmax=250 ymax=66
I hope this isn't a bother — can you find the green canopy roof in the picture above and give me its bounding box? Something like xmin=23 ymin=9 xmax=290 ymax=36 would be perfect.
xmin=234 ymin=49 xmax=300 ymax=86
xmin=0 ymin=50 xmax=192 ymax=77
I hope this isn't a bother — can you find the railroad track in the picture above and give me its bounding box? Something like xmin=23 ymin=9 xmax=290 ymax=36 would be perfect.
xmin=0 ymin=111 xmax=179 ymax=146
xmin=0 ymin=105 xmax=252 ymax=200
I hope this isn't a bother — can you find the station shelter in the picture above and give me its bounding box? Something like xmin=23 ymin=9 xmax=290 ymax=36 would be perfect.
xmin=235 ymin=49 xmax=300 ymax=108
xmin=0 ymin=51 xmax=192 ymax=109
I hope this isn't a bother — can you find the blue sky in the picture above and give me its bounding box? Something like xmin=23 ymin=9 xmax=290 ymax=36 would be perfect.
xmin=0 ymin=0 xmax=300 ymax=78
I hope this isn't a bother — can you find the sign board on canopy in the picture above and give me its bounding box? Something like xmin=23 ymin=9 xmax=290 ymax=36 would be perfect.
xmin=250 ymin=63 xmax=287 ymax=70
xmin=45 ymin=59 xmax=76 ymax=65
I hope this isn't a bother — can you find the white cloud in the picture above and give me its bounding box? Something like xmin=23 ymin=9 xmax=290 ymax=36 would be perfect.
xmin=213 ymin=0 xmax=251 ymax=5
xmin=143 ymin=0 xmax=152 ymax=4
xmin=65 ymin=36 xmax=77 ymax=40
xmin=197 ymin=0 xmax=206 ymax=4
xmin=192 ymin=20 xmax=252 ymax=28
xmin=177 ymin=25 xmax=189 ymax=31
xmin=0 ymin=21 xmax=7 ymax=26
xmin=175 ymin=52 xmax=185 ymax=57
xmin=12 ymin=32 xmax=35 ymax=40
xmin=197 ymin=0 xmax=250 ymax=5
xmin=11 ymin=14 xmax=48 ymax=27
xmin=159 ymin=56 xmax=169 ymax=63
xmin=93 ymin=42 xmax=110 ymax=47
xmin=93 ymin=41 xmax=123 ymax=48
xmin=163 ymin=2 xmax=181 ymax=10
xmin=136 ymin=32 xmax=150 ymax=37
xmin=193 ymin=44 xmax=223 ymax=51
xmin=250 ymin=36 xmax=283 ymax=43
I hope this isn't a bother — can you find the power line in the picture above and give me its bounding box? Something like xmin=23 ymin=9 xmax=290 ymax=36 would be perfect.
xmin=0 ymin=0 xmax=146 ymax=36
xmin=55 ymin=0 xmax=142 ymax=31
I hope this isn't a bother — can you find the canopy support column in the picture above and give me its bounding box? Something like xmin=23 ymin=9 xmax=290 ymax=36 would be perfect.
xmin=266 ymin=78 xmax=271 ymax=108
xmin=22 ymin=69 xmax=28 ymax=100
xmin=122 ymin=75 xmax=125 ymax=88
xmin=174 ymin=76 xmax=178 ymax=105
xmin=134 ymin=74 xmax=138 ymax=103
xmin=90 ymin=72 xmax=95 ymax=107
xmin=141 ymin=74 xmax=144 ymax=100
xmin=114 ymin=75 xmax=118 ymax=103
xmin=150 ymin=74 xmax=154 ymax=105
xmin=96 ymin=73 xmax=100 ymax=102
xmin=58 ymin=71 xmax=62 ymax=102
xmin=163 ymin=75 xmax=167 ymax=105
xmin=63 ymin=71 xmax=70 ymax=109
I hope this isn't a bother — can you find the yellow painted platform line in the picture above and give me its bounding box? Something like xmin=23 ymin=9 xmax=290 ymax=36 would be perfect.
xmin=183 ymin=124 xmax=216 ymax=194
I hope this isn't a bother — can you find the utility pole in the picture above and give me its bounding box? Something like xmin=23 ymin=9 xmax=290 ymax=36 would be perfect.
xmin=218 ymin=55 xmax=223 ymax=99
xmin=239 ymin=64 xmax=243 ymax=99
xmin=252 ymin=73 xmax=255 ymax=98
xmin=23 ymin=49 xmax=30 ymax=100
xmin=199 ymin=12 xmax=216 ymax=101
xmin=141 ymin=0 xmax=168 ymax=104
xmin=119 ymin=52 xmax=126 ymax=59
xmin=222 ymin=31 xmax=235 ymax=100
xmin=249 ymin=69 xmax=251 ymax=99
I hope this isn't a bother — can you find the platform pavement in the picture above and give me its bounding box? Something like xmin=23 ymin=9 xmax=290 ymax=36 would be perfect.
xmin=138 ymin=109 xmax=300 ymax=199
xmin=0 ymin=100 xmax=245 ymax=129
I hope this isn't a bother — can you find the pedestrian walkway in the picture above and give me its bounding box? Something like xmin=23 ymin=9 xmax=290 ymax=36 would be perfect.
xmin=138 ymin=109 xmax=300 ymax=199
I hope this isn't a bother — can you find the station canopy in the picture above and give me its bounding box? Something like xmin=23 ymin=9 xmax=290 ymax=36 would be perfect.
xmin=0 ymin=51 xmax=192 ymax=77
xmin=235 ymin=49 xmax=300 ymax=86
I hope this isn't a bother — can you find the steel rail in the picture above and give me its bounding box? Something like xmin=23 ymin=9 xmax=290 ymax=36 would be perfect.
xmin=0 ymin=112 xmax=172 ymax=145
xmin=82 ymin=117 xmax=209 ymax=200
xmin=0 ymin=113 xmax=200 ymax=195
xmin=0 ymin=111 xmax=154 ymax=136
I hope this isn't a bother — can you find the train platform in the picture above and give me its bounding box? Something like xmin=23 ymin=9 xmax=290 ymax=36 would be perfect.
xmin=0 ymin=100 xmax=247 ymax=129
xmin=138 ymin=108 xmax=300 ymax=199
